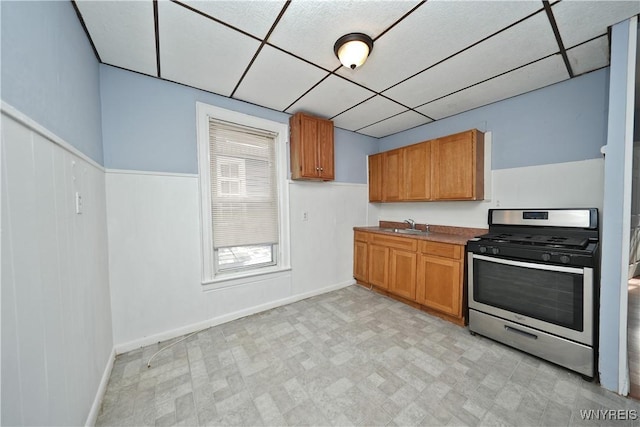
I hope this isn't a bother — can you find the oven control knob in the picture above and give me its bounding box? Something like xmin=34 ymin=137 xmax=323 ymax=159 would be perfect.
xmin=560 ymin=255 xmax=571 ymax=264
xmin=541 ymin=253 xmax=551 ymax=262
xmin=479 ymin=246 xmax=487 ymax=253
xmin=491 ymin=247 xmax=500 ymax=255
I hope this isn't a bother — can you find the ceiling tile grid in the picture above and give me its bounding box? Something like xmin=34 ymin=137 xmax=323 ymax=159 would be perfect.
xmin=566 ymin=35 xmax=610 ymax=76
xmin=267 ymin=0 xmax=421 ymax=71
xmin=180 ymin=0 xmax=286 ymax=39
xmin=358 ymin=110 xmax=432 ymax=138
xmin=417 ymin=55 xmax=569 ymax=120
xmin=383 ymin=10 xmax=559 ymax=109
xmin=332 ymin=96 xmax=407 ymax=132
xmin=75 ymin=1 xmax=157 ymax=76
xmin=285 ymin=75 xmax=375 ymax=119
xmin=73 ymin=0 xmax=640 ymax=138
xmin=158 ymin=1 xmax=260 ymax=96
xmin=552 ymin=0 xmax=640 ymax=49
xmin=335 ymin=0 xmax=544 ymax=92
xmin=233 ymin=45 xmax=329 ymax=111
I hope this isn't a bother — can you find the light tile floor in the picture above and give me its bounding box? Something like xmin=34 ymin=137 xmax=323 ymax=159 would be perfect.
xmin=97 ymin=285 xmax=640 ymax=426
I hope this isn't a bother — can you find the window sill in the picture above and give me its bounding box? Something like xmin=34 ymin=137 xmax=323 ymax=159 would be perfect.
xmin=201 ymin=266 xmax=292 ymax=292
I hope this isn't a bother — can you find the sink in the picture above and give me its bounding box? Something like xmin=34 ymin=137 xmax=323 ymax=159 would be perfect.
xmin=394 ymin=228 xmax=428 ymax=235
xmin=380 ymin=228 xmax=428 ymax=235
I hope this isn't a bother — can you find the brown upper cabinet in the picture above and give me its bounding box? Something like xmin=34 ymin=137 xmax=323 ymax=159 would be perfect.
xmin=290 ymin=112 xmax=334 ymax=181
xmin=368 ymin=153 xmax=383 ymax=202
xmin=382 ymin=148 xmax=403 ymax=201
xmin=368 ymin=129 xmax=484 ymax=202
xmin=432 ymin=129 xmax=484 ymax=200
xmin=403 ymin=141 xmax=432 ymax=200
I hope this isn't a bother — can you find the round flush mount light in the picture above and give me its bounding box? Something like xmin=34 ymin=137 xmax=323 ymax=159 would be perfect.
xmin=334 ymin=33 xmax=374 ymax=70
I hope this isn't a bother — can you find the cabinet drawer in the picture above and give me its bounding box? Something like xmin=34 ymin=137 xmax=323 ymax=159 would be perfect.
xmin=370 ymin=233 xmax=418 ymax=251
xmin=420 ymin=241 xmax=462 ymax=259
xmin=354 ymin=231 xmax=370 ymax=242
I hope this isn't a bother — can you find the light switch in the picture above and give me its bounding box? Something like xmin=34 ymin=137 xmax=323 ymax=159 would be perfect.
xmin=75 ymin=192 xmax=83 ymax=214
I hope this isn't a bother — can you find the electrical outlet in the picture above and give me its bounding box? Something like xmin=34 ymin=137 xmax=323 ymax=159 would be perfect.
xmin=75 ymin=192 xmax=83 ymax=214
xmin=302 ymin=211 xmax=309 ymax=221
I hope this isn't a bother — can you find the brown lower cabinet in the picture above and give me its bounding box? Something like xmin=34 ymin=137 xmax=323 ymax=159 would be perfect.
xmin=389 ymin=249 xmax=417 ymax=300
xmin=416 ymin=240 xmax=463 ymax=317
xmin=367 ymin=244 xmax=389 ymax=288
xmin=354 ymin=230 xmax=465 ymax=325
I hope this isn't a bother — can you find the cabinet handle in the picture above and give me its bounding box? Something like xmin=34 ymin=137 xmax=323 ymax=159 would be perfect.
xmin=320 ymin=167 xmax=324 ymax=171
xmin=316 ymin=167 xmax=320 ymax=171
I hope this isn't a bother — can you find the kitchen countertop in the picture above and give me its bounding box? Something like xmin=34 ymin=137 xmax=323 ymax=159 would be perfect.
xmin=354 ymin=223 xmax=487 ymax=246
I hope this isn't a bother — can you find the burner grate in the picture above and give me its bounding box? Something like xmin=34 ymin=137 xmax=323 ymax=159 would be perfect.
xmin=480 ymin=232 xmax=589 ymax=249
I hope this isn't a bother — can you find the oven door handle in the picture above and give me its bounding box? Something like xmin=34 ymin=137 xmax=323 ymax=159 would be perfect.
xmin=471 ymin=254 xmax=585 ymax=274
xmin=504 ymin=325 xmax=538 ymax=340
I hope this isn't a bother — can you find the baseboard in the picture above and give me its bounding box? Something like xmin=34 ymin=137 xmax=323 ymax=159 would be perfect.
xmin=114 ymin=280 xmax=355 ymax=354
xmin=85 ymin=347 xmax=116 ymax=426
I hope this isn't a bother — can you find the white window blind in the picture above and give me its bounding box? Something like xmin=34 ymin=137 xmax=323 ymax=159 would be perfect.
xmin=208 ymin=118 xmax=279 ymax=252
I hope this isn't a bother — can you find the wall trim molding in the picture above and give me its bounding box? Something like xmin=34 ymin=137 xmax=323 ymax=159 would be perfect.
xmin=1 ymin=101 xmax=104 ymax=171
xmin=85 ymin=347 xmax=116 ymax=427
xmin=114 ymin=280 xmax=355 ymax=354
xmin=105 ymin=168 xmax=199 ymax=178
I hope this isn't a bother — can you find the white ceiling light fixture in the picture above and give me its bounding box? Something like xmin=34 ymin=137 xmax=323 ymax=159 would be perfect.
xmin=334 ymin=33 xmax=374 ymax=70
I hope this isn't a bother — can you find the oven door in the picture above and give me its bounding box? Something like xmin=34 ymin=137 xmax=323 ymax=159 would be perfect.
xmin=468 ymin=253 xmax=593 ymax=345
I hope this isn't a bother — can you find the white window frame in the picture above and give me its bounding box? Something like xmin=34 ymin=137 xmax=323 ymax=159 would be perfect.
xmin=196 ymin=102 xmax=290 ymax=287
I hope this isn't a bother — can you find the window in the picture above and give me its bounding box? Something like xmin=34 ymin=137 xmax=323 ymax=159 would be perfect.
xmin=197 ymin=103 xmax=290 ymax=284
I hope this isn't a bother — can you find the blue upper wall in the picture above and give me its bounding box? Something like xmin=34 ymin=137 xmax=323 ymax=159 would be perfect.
xmin=100 ymin=65 xmax=378 ymax=183
xmin=379 ymin=68 xmax=609 ymax=170
xmin=1 ymin=1 xmax=103 ymax=164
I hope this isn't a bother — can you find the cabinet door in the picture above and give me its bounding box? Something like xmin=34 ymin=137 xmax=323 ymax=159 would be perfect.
xmin=389 ymin=249 xmax=417 ymax=300
xmin=317 ymin=118 xmax=334 ymax=180
xmin=299 ymin=115 xmax=319 ymax=178
xmin=368 ymin=154 xmax=383 ymax=202
xmin=382 ymin=148 xmax=403 ymax=201
xmin=368 ymin=244 xmax=389 ymax=289
xmin=354 ymin=240 xmax=368 ymax=282
xmin=404 ymin=141 xmax=431 ymax=200
xmin=432 ymin=130 xmax=483 ymax=200
xmin=416 ymin=255 xmax=462 ymax=317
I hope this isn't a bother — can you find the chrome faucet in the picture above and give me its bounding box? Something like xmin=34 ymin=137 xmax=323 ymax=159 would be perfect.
xmin=404 ymin=219 xmax=416 ymax=229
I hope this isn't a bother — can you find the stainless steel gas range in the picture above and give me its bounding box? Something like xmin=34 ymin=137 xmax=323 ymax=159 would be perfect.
xmin=467 ymin=208 xmax=599 ymax=378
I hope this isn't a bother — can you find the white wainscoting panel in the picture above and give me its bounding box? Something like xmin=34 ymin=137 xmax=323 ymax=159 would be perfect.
xmin=1 ymin=111 xmax=113 ymax=426
xmin=289 ymin=181 xmax=369 ymax=295
xmin=106 ymin=172 xmax=368 ymax=350
xmin=370 ymin=158 xmax=604 ymax=229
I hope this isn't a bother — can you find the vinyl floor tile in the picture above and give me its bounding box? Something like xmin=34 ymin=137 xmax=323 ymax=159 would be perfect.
xmin=96 ymin=285 xmax=640 ymax=427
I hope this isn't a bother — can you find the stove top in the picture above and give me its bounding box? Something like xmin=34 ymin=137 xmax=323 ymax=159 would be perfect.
xmin=479 ymin=232 xmax=590 ymax=249
xmin=467 ymin=208 xmax=599 ymax=267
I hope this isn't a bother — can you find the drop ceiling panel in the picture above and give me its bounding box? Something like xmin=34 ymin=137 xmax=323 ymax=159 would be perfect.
xmin=180 ymin=0 xmax=286 ymax=39
xmin=336 ymin=0 xmax=544 ymax=92
xmin=567 ymin=36 xmax=609 ymax=76
xmin=74 ymin=1 xmax=640 ymax=138
xmin=268 ymin=1 xmax=421 ymax=71
xmin=286 ymin=75 xmax=374 ymax=119
xmin=417 ymin=56 xmax=568 ymax=120
xmin=76 ymin=1 xmax=156 ymax=76
xmin=233 ymin=45 xmax=328 ymax=111
xmin=552 ymin=1 xmax=640 ymax=48
xmin=384 ymin=11 xmax=558 ymax=108
xmin=332 ymin=96 xmax=406 ymax=131
xmin=158 ymin=1 xmax=260 ymax=97
xmin=358 ymin=111 xmax=432 ymax=138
